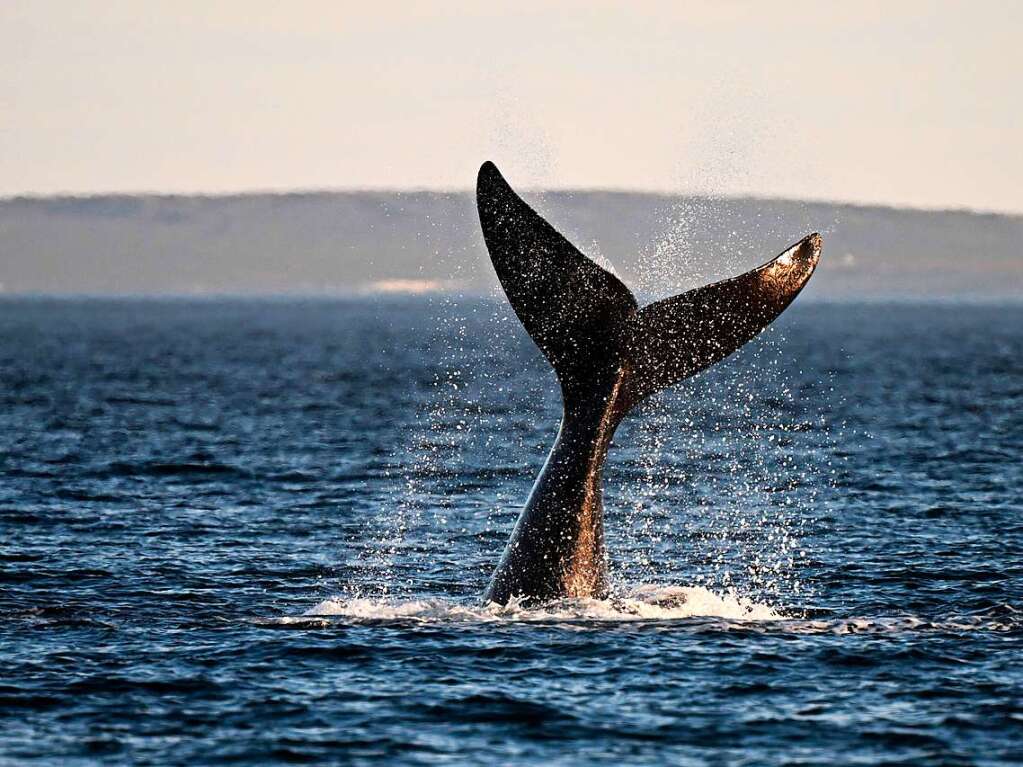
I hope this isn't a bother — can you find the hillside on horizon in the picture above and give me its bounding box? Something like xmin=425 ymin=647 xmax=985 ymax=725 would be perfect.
xmin=2 ymin=190 xmax=1020 ymax=300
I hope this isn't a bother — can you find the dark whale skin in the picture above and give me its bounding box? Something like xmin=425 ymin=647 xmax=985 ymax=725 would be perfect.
xmin=476 ymin=161 xmax=821 ymax=606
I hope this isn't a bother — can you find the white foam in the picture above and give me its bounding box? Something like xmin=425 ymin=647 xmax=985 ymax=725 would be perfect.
xmin=280 ymin=587 xmax=1020 ymax=635
xmin=300 ymin=584 xmax=783 ymax=624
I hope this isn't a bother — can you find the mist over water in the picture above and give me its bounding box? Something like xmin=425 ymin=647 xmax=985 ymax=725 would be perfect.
xmin=3 ymin=296 xmax=1020 ymax=764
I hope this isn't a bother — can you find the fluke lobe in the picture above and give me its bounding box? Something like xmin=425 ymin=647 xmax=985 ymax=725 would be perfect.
xmin=476 ymin=161 xmax=821 ymax=606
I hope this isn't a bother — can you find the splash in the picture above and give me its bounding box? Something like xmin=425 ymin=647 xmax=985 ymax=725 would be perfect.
xmin=288 ymin=588 xmax=1020 ymax=636
xmin=303 ymin=584 xmax=783 ymax=624
xmin=614 ymin=179 xmax=837 ymax=605
xmin=346 ymin=147 xmax=834 ymax=609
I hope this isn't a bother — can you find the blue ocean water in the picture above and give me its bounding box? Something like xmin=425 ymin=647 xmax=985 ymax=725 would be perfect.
xmin=1 ymin=297 xmax=1021 ymax=765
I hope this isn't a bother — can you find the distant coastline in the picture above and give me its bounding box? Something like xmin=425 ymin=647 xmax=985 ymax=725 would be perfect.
xmin=2 ymin=191 xmax=1020 ymax=299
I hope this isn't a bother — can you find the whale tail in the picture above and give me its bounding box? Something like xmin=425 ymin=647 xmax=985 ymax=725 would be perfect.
xmin=476 ymin=160 xmax=821 ymax=605
xmin=476 ymin=160 xmax=822 ymax=417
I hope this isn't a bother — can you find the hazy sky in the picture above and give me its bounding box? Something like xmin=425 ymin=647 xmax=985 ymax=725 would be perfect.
xmin=2 ymin=1 xmax=1020 ymax=211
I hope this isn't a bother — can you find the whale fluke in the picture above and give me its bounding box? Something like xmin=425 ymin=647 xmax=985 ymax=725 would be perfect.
xmin=476 ymin=161 xmax=821 ymax=606
xmin=620 ymin=233 xmax=821 ymax=410
xmin=476 ymin=160 xmax=637 ymax=408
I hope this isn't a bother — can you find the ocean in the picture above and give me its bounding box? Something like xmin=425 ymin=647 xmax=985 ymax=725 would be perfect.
xmin=2 ymin=297 xmax=1021 ymax=765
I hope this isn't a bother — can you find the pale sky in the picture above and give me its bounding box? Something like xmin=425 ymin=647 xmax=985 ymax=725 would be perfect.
xmin=2 ymin=1 xmax=1020 ymax=212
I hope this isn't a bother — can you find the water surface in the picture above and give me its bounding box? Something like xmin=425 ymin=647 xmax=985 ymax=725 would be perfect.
xmin=2 ymin=298 xmax=1021 ymax=765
